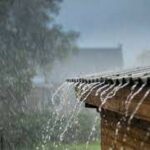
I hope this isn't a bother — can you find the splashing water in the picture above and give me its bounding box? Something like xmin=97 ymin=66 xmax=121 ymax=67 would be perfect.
xmin=40 ymin=70 xmax=150 ymax=150
xmin=95 ymin=83 xmax=109 ymax=96
xmin=113 ymin=82 xmax=148 ymax=148
xmin=98 ymin=85 xmax=116 ymax=112
xmin=107 ymin=80 xmax=130 ymax=98
xmin=81 ymin=83 xmax=102 ymax=101
xmin=59 ymin=82 xmax=101 ymax=143
xmin=125 ymin=82 xmax=146 ymax=117
xmin=54 ymin=81 xmax=107 ymax=147
xmin=128 ymin=88 xmax=150 ymax=124
xmin=41 ymin=81 xmax=78 ymax=148
xmin=59 ymin=100 xmax=83 ymax=142
xmin=51 ymin=82 xmax=68 ymax=106
xmin=100 ymin=82 xmax=116 ymax=100
xmin=98 ymin=81 xmax=128 ymax=112
xmin=86 ymin=115 xmax=99 ymax=150
xmin=113 ymin=82 xmax=145 ymax=139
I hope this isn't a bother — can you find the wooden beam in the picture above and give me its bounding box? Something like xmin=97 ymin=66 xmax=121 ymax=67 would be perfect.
xmin=79 ymin=86 xmax=150 ymax=122
xmin=76 ymin=84 xmax=150 ymax=149
xmin=101 ymin=110 xmax=150 ymax=150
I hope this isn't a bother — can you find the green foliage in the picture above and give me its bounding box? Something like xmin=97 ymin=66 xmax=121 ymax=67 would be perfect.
xmin=0 ymin=48 xmax=34 ymax=149
xmin=0 ymin=0 xmax=78 ymax=68
xmin=5 ymin=111 xmax=56 ymax=149
xmin=36 ymin=141 xmax=100 ymax=150
xmin=67 ymin=111 xmax=99 ymax=143
xmin=0 ymin=0 xmax=78 ymax=149
xmin=0 ymin=0 xmax=79 ymax=83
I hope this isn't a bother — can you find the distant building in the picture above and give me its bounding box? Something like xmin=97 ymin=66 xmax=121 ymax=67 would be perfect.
xmin=71 ymin=45 xmax=123 ymax=73
xmin=49 ymin=44 xmax=124 ymax=82
xmin=31 ymin=45 xmax=124 ymax=111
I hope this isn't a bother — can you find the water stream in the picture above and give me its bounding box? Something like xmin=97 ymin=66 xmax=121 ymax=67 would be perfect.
xmin=40 ymin=75 xmax=149 ymax=150
xmin=128 ymin=88 xmax=150 ymax=124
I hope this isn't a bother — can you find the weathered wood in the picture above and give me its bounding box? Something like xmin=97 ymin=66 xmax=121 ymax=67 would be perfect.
xmin=68 ymin=67 xmax=150 ymax=150
xmin=101 ymin=110 xmax=150 ymax=150
xmin=82 ymin=85 xmax=150 ymax=122
xmin=76 ymin=84 xmax=150 ymax=150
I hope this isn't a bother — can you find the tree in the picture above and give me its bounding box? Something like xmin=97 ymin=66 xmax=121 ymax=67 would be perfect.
xmin=0 ymin=0 xmax=78 ymax=79
xmin=0 ymin=0 xmax=78 ymax=149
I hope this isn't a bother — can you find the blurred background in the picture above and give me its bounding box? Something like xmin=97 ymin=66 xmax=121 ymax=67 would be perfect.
xmin=0 ymin=0 xmax=150 ymax=149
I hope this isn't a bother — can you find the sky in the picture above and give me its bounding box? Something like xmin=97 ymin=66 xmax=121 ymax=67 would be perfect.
xmin=56 ymin=0 xmax=150 ymax=67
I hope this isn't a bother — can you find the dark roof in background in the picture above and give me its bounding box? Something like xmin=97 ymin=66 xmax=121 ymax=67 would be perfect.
xmin=80 ymin=45 xmax=122 ymax=51
xmin=63 ymin=45 xmax=124 ymax=78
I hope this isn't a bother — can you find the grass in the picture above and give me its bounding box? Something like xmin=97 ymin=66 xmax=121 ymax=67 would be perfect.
xmin=17 ymin=142 xmax=100 ymax=150
xmin=42 ymin=142 xmax=100 ymax=150
xmin=62 ymin=142 xmax=100 ymax=150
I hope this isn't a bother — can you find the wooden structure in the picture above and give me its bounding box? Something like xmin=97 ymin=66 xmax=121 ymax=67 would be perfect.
xmin=67 ymin=67 xmax=150 ymax=150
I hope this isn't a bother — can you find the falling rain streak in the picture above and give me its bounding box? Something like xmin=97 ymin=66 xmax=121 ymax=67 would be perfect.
xmin=40 ymin=71 xmax=150 ymax=150
xmin=64 ymin=77 xmax=149 ymax=149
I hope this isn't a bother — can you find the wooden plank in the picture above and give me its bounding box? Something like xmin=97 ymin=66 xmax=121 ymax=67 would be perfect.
xmin=78 ymin=86 xmax=150 ymax=122
xmin=75 ymin=84 xmax=150 ymax=149
xmin=101 ymin=110 xmax=150 ymax=150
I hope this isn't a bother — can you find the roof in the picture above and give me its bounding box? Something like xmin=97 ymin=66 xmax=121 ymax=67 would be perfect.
xmin=79 ymin=46 xmax=122 ymax=51
xmin=66 ymin=66 xmax=150 ymax=86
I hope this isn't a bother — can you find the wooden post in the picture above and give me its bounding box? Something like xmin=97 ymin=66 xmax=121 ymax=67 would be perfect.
xmin=101 ymin=110 xmax=150 ymax=150
xmin=83 ymin=86 xmax=150 ymax=150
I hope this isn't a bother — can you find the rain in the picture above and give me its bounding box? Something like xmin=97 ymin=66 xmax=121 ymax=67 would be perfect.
xmin=0 ymin=0 xmax=150 ymax=150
